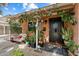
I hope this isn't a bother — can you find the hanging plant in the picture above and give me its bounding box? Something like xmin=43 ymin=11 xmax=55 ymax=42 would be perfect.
xmin=57 ymin=10 xmax=77 ymax=25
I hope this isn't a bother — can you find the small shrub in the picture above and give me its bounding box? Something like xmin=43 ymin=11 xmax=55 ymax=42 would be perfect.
xmin=11 ymin=49 xmax=24 ymax=56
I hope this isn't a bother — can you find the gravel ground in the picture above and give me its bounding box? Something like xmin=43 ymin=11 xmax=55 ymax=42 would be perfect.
xmin=18 ymin=44 xmax=68 ymax=56
xmin=20 ymin=46 xmax=52 ymax=56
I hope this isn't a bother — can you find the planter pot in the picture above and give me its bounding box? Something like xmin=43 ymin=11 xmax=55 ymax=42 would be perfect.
xmin=25 ymin=41 xmax=31 ymax=47
xmin=26 ymin=41 xmax=30 ymax=45
xmin=31 ymin=43 xmax=36 ymax=48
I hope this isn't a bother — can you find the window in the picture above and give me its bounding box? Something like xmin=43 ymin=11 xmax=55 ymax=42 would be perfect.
xmin=28 ymin=22 xmax=36 ymax=31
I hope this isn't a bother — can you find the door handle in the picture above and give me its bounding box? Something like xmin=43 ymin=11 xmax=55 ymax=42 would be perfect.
xmin=55 ymin=29 xmax=57 ymax=32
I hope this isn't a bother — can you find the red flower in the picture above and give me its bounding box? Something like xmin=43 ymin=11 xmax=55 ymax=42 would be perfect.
xmin=18 ymin=36 xmax=22 ymax=39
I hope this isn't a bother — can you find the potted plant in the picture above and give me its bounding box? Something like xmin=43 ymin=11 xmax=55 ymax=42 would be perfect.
xmin=29 ymin=33 xmax=36 ymax=48
xmin=62 ymin=27 xmax=79 ymax=55
xmin=26 ymin=31 xmax=36 ymax=48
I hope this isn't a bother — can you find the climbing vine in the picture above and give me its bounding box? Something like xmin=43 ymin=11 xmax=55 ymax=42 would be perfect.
xmin=56 ymin=8 xmax=79 ymax=54
xmin=57 ymin=10 xmax=77 ymax=25
xmin=18 ymin=8 xmax=53 ymax=24
xmin=9 ymin=18 xmax=22 ymax=34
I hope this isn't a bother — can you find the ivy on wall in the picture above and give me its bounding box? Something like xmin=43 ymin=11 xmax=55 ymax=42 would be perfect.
xmin=56 ymin=7 xmax=79 ymax=54
xmin=57 ymin=10 xmax=77 ymax=25
xmin=18 ymin=8 xmax=53 ymax=24
xmin=9 ymin=19 xmax=22 ymax=34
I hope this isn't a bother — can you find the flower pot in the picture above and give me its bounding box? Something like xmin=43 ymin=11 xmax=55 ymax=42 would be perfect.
xmin=31 ymin=43 xmax=36 ymax=48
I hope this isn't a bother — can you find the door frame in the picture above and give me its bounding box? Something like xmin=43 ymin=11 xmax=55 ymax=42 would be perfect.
xmin=49 ymin=17 xmax=64 ymax=44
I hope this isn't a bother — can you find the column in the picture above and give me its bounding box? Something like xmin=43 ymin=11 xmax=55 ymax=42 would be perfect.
xmin=74 ymin=4 xmax=79 ymax=55
xmin=9 ymin=26 xmax=10 ymax=40
xmin=3 ymin=25 xmax=6 ymax=40
xmin=36 ymin=19 xmax=39 ymax=49
xmin=3 ymin=25 xmax=5 ymax=35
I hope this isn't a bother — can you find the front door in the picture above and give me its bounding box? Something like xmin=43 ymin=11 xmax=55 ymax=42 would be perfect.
xmin=49 ymin=18 xmax=63 ymax=44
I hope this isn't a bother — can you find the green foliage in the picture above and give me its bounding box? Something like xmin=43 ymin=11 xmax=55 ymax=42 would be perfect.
xmin=62 ymin=27 xmax=79 ymax=53
xmin=66 ymin=40 xmax=79 ymax=53
xmin=9 ymin=20 xmax=22 ymax=34
xmin=11 ymin=49 xmax=24 ymax=56
xmin=28 ymin=33 xmax=36 ymax=44
xmin=19 ymin=14 xmax=27 ymax=24
xmin=54 ymin=5 xmax=77 ymax=25
xmin=19 ymin=13 xmax=36 ymax=24
xmin=38 ymin=31 xmax=44 ymax=39
xmin=26 ymin=31 xmax=32 ymax=35
xmin=57 ymin=10 xmax=77 ymax=25
xmin=26 ymin=31 xmax=44 ymax=44
xmin=26 ymin=31 xmax=36 ymax=44
xmin=55 ymin=7 xmax=78 ymax=54
xmin=62 ymin=28 xmax=73 ymax=41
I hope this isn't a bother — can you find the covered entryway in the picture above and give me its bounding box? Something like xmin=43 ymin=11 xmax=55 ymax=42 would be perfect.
xmin=49 ymin=17 xmax=64 ymax=44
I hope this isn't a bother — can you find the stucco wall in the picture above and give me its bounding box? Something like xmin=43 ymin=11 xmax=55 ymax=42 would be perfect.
xmin=42 ymin=17 xmax=49 ymax=43
xmin=73 ymin=4 xmax=79 ymax=44
xmin=21 ymin=20 xmax=28 ymax=34
xmin=21 ymin=4 xmax=79 ymax=44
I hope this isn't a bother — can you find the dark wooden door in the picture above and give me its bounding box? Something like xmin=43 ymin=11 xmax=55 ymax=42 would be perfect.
xmin=49 ymin=18 xmax=63 ymax=44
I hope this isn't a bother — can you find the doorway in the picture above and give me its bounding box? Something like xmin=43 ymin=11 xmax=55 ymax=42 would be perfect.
xmin=49 ymin=17 xmax=64 ymax=44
